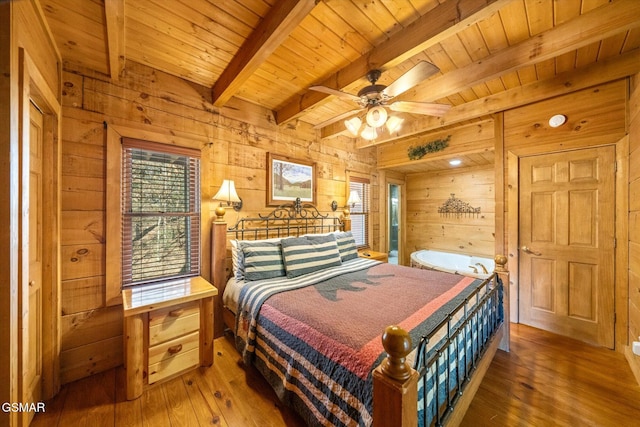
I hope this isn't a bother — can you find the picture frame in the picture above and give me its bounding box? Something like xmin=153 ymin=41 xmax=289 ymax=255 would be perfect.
xmin=267 ymin=153 xmax=316 ymax=206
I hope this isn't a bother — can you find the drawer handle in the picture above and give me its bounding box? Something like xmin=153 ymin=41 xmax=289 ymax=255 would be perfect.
xmin=168 ymin=344 xmax=183 ymax=355
xmin=168 ymin=308 xmax=184 ymax=317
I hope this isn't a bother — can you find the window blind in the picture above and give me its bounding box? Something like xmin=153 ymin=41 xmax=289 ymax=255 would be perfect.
xmin=349 ymin=176 xmax=370 ymax=248
xmin=121 ymin=138 xmax=201 ymax=286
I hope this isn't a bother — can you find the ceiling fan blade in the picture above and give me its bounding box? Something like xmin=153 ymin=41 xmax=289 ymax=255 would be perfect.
xmin=382 ymin=61 xmax=440 ymax=99
xmin=389 ymin=101 xmax=451 ymax=116
xmin=313 ymin=109 xmax=364 ymax=129
xmin=309 ymin=85 xmax=361 ymax=102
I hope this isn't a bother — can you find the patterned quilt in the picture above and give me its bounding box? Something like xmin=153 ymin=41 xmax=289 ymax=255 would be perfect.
xmin=234 ymin=258 xmax=484 ymax=426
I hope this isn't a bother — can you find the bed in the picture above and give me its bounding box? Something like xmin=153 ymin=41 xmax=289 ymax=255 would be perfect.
xmin=211 ymin=200 xmax=509 ymax=427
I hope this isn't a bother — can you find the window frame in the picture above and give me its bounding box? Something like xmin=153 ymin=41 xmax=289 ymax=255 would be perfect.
xmin=120 ymin=138 xmax=201 ymax=287
xmin=347 ymin=174 xmax=371 ymax=249
xmin=105 ymin=126 xmax=204 ymax=305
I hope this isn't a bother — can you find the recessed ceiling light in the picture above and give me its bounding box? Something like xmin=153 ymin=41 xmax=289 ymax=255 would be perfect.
xmin=449 ymin=159 xmax=462 ymax=166
xmin=549 ymin=114 xmax=566 ymax=128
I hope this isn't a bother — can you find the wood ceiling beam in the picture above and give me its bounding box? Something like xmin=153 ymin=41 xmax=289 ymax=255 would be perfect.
xmin=104 ymin=0 xmax=125 ymax=82
xmin=346 ymin=48 xmax=640 ymax=148
xmin=212 ymin=0 xmax=316 ymax=107
xmin=275 ymin=0 xmax=512 ymax=124
xmin=319 ymin=0 xmax=640 ymax=143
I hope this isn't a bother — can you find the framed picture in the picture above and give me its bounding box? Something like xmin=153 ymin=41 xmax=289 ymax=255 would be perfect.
xmin=267 ymin=153 xmax=316 ymax=206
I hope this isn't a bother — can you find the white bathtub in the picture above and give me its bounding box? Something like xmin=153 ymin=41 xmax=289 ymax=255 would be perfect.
xmin=410 ymin=250 xmax=495 ymax=279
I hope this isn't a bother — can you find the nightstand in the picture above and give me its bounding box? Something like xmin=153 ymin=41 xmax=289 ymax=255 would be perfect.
xmin=122 ymin=276 xmax=217 ymax=400
xmin=358 ymin=249 xmax=388 ymax=262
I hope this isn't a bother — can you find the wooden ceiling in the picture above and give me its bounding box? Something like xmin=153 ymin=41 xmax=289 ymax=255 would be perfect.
xmin=43 ymin=0 xmax=640 ymax=155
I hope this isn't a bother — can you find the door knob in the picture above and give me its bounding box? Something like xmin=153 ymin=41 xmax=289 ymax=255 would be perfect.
xmin=521 ymin=246 xmax=542 ymax=256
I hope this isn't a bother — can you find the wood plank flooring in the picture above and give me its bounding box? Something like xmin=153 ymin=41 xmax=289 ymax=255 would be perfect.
xmin=32 ymin=324 xmax=640 ymax=426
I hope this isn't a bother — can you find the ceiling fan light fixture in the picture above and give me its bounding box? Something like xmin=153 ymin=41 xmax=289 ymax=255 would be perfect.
xmin=366 ymin=105 xmax=387 ymax=128
xmin=386 ymin=116 xmax=404 ymax=133
xmin=360 ymin=125 xmax=378 ymax=140
xmin=344 ymin=117 xmax=362 ymax=136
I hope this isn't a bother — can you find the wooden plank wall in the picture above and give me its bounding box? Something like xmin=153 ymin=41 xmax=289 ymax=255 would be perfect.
xmin=59 ymin=60 xmax=377 ymax=384
xmin=628 ymin=71 xmax=640 ymax=383
xmin=405 ymin=166 xmax=495 ymax=260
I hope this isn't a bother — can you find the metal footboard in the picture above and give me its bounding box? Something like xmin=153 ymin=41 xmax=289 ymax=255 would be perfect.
xmin=413 ymin=274 xmax=504 ymax=427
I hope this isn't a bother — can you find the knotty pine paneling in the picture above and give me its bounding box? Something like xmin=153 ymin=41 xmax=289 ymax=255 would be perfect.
xmin=406 ymin=166 xmax=495 ymax=259
xmin=61 ymin=277 xmax=105 ymax=315
xmin=59 ymin=336 xmax=123 ymax=386
xmin=59 ymin=61 xmax=377 ymax=384
xmin=61 ymin=211 xmax=104 ymax=245
xmin=15 ymin=1 xmax=61 ymax=95
xmin=377 ymin=120 xmax=495 ymax=170
xmin=504 ymin=80 xmax=627 ymax=156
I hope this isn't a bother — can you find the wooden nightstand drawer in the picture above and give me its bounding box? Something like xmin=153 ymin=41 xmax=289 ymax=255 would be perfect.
xmin=148 ymin=345 xmax=199 ymax=384
xmin=148 ymin=330 xmax=200 ymax=384
xmin=149 ymin=300 xmax=200 ymax=346
xmin=148 ymin=330 xmax=200 ymax=366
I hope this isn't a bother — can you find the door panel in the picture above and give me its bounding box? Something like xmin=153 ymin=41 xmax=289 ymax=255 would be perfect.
xmin=531 ymin=258 xmax=554 ymax=311
xmin=22 ymin=102 xmax=43 ymax=424
xmin=519 ymin=146 xmax=615 ymax=348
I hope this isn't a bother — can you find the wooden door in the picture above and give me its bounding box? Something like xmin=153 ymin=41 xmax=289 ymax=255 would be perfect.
xmin=519 ymin=146 xmax=615 ymax=348
xmin=21 ymin=102 xmax=43 ymax=424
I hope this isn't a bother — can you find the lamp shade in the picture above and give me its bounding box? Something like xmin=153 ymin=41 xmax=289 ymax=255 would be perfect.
xmin=344 ymin=116 xmax=362 ymax=136
xmin=366 ymin=105 xmax=388 ymax=128
xmin=213 ymin=179 xmax=241 ymax=203
xmin=386 ymin=116 xmax=404 ymax=133
xmin=347 ymin=190 xmax=361 ymax=206
xmin=360 ymin=125 xmax=378 ymax=140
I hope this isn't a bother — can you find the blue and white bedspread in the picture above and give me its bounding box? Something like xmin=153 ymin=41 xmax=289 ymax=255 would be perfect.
xmin=234 ymin=259 xmax=501 ymax=426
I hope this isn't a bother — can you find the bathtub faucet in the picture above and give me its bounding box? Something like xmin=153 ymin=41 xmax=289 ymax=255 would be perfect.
xmin=475 ymin=262 xmax=489 ymax=274
xmin=468 ymin=265 xmax=479 ymax=274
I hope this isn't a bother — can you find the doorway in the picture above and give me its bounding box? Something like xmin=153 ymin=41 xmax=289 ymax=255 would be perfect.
xmin=16 ymin=49 xmax=62 ymax=414
xmin=388 ymin=183 xmax=400 ymax=265
xmin=518 ymin=146 xmax=615 ymax=348
xmin=20 ymin=101 xmax=44 ymax=425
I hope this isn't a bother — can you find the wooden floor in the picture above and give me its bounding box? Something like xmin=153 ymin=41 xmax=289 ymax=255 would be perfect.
xmin=32 ymin=324 xmax=640 ymax=427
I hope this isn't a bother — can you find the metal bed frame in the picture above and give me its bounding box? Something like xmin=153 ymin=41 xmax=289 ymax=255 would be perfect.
xmin=211 ymin=199 xmax=509 ymax=426
xmin=226 ymin=197 xmax=345 ymax=240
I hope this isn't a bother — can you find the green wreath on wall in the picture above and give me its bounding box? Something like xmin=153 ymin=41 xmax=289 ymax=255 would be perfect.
xmin=407 ymin=135 xmax=451 ymax=160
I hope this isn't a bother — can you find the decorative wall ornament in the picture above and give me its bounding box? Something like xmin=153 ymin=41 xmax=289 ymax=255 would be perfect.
xmin=407 ymin=135 xmax=451 ymax=160
xmin=438 ymin=193 xmax=481 ymax=218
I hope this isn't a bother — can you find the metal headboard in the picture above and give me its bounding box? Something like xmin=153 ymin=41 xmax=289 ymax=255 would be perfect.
xmin=227 ymin=198 xmax=344 ymax=240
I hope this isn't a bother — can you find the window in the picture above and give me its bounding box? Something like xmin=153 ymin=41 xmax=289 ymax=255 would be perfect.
xmin=349 ymin=176 xmax=370 ymax=248
xmin=121 ymin=138 xmax=201 ymax=286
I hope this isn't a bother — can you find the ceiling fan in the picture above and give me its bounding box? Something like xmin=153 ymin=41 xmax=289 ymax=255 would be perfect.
xmin=309 ymin=61 xmax=451 ymax=139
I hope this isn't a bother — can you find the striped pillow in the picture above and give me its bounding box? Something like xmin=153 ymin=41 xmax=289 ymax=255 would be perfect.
xmin=241 ymin=241 xmax=285 ymax=281
xmin=231 ymin=239 xmax=244 ymax=280
xmin=281 ymin=234 xmax=342 ymax=278
xmin=334 ymin=231 xmax=358 ymax=261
